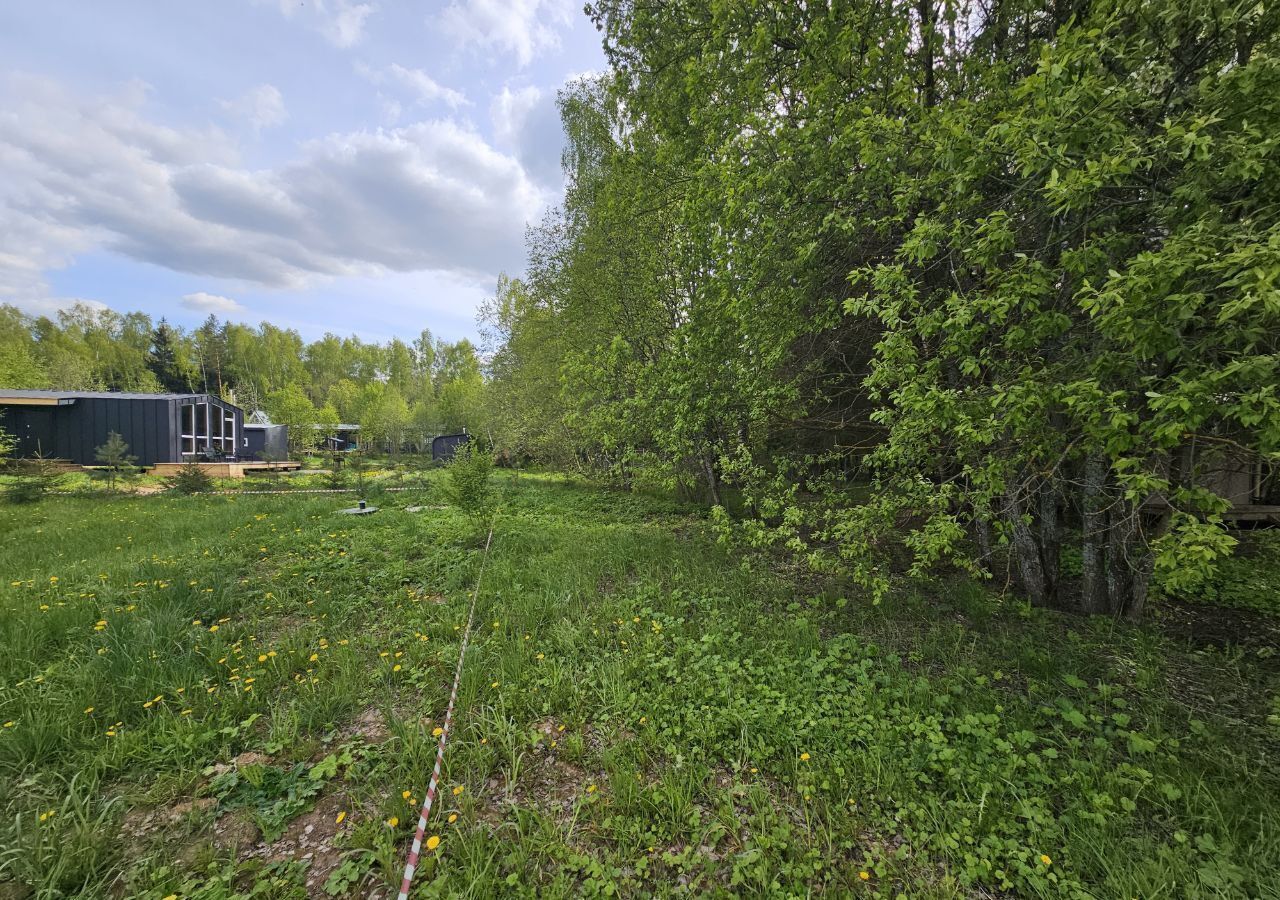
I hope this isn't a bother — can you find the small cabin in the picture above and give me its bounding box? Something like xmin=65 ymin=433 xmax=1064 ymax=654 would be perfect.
xmin=431 ymin=432 xmax=469 ymax=463
xmin=0 ymin=389 xmax=244 ymax=467
xmin=243 ymin=423 xmax=289 ymax=460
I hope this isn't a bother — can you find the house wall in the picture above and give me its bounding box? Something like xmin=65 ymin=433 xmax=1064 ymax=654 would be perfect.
xmin=1 ymin=395 xmax=244 ymax=466
xmin=431 ymin=432 xmax=469 ymax=462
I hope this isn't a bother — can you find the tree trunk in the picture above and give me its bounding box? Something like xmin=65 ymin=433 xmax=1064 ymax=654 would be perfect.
xmin=1006 ymin=483 xmax=1049 ymax=607
xmin=1038 ymin=480 xmax=1061 ymax=605
xmin=1080 ymin=454 xmax=1110 ymax=614
xmin=701 ymin=450 xmax=722 ymax=507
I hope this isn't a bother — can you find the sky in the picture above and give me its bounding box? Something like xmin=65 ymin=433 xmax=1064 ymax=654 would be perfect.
xmin=0 ymin=0 xmax=606 ymax=344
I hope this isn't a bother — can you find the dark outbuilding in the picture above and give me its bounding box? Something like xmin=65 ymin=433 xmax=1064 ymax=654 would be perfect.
xmin=0 ymin=389 xmax=244 ymax=467
xmin=431 ymin=432 xmax=469 ymax=463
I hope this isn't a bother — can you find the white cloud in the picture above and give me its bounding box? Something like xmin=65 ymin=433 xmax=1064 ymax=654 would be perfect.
xmin=268 ymin=0 xmax=375 ymax=48
xmin=356 ymin=63 xmax=469 ymax=109
xmin=0 ymin=74 xmax=549 ymax=312
xmin=220 ymin=84 xmax=287 ymax=131
xmin=437 ymin=0 xmax=573 ymax=68
xmin=490 ymin=84 xmax=564 ymax=187
xmin=181 ymin=292 xmax=245 ymax=314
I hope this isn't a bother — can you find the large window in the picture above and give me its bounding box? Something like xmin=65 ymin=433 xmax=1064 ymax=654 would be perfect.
xmin=181 ymin=402 xmax=236 ymax=457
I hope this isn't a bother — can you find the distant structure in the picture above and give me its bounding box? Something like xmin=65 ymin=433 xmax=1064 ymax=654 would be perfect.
xmin=0 ymin=389 xmax=243 ymax=466
xmin=431 ymin=431 xmax=469 ymax=463
xmin=243 ymin=423 xmax=289 ymax=460
xmin=319 ymin=423 xmax=359 ymax=451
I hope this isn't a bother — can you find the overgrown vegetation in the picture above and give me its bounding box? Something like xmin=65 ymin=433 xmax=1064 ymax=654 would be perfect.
xmin=443 ymin=441 xmax=493 ymax=522
xmin=0 ymin=477 xmax=1276 ymax=897
xmin=482 ymin=0 xmax=1280 ymax=617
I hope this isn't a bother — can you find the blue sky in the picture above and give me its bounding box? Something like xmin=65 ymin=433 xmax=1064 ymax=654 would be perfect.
xmin=0 ymin=0 xmax=605 ymax=343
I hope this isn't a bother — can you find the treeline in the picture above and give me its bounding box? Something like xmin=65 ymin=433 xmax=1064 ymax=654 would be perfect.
xmin=484 ymin=0 xmax=1280 ymax=618
xmin=0 ymin=304 xmax=485 ymax=450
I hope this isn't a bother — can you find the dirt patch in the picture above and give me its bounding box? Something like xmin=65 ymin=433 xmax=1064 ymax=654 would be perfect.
xmin=322 ymin=706 xmax=393 ymax=748
xmin=238 ymin=792 xmax=352 ymax=895
xmin=233 ymin=750 xmax=271 ymax=768
xmin=211 ymin=810 xmax=260 ymax=853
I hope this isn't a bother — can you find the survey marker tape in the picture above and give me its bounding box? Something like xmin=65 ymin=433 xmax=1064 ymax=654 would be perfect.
xmin=398 ymin=508 xmax=499 ymax=900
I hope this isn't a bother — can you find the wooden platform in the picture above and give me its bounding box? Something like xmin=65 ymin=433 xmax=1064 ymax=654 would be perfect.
xmin=149 ymin=461 xmax=302 ymax=479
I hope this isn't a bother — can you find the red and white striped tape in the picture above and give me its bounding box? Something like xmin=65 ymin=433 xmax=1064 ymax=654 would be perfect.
xmin=397 ymin=511 xmax=498 ymax=900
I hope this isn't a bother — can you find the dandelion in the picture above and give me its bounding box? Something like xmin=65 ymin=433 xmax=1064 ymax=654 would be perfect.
xmin=1040 ymin=854 xmax=1052 ymax=866
xmin=402 ymin=790 xmax=412 ymax=800
xmin=335 ymin=811 xmax=346 ymax=824
xmin=536 ymin=653 xmax=545 ymax=660
xmin=84 ymin=707 xmax=94 ymax=714
xmin=491 ymin=681 xmax=500 ymax=688
xmin=448 ymin=813 xmax=458 ymax=824
xmin=163 ymin=895 xmax=178 ymax=900
xmin=452 ymin=785 xmax=464 ymax=796
xmin=586 ymin=784 xmax=597 ymax=793
xmin=859 ymin=871 xmax=870 ymax=881
xmin=639 ymin=716 xmax=647 ymax=724
xmin=393 ymin=664 xmax=402 ymax=672
xmin=258 ymin=654 xmax=267 ymax=662
xmin=426 ymin=834 xmax=441 ymax=851
xmin=309 ymin=653 xmax=319 ymax=662
xmin=432 ymin=727 xmax=444 ymax=737
xmin=181 ymin=709 xmax=193 ymax=716
xmin=39 ymin=809 xmax=56 ymax=822
xmin=800 ymin=752 xmax=811 ymax=761
xmin=386 ymin=816 xmax=399 ymax=827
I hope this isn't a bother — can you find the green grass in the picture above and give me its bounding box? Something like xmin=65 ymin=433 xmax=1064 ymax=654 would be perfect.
xmin=1 ymin=474 xmax=1277 ymax=898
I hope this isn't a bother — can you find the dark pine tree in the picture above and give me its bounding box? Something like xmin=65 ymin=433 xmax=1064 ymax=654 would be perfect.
xmin=148 ymin=319 xmax=191 ymax=392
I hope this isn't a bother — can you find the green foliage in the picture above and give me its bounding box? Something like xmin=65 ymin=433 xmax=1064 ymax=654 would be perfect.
xmin=93 ymin=431 xmax=138 ymax=492
xmin=2 ymin=478 xmax=1276 ymax=896
xmin=443 ymin=440 xmax=494 ymax=520
xmin=1162 ymin=531 xmax=1280 ymax=615
xmin=209 ymin=763 xmax=325 ymax=841
xmin=167 ymin=460 xmax=215 ymax=494
xmin=5 ymin=452 xmax=66 ymax=504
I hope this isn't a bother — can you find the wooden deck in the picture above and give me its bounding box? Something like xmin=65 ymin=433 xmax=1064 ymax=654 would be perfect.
xmin=149 ymin=461 xmax=302 ymax=479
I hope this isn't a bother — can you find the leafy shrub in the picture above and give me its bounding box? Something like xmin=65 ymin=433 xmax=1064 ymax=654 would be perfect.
xmin=5 ymin=453 xmax=65 ymax=504
xmin=1163 ymin=530 xmax=1280 ymax=615
xmin=167 ymin=460 xmax=214 ymax=494
xmin=444 ymin=440 xmax=494 ymax=520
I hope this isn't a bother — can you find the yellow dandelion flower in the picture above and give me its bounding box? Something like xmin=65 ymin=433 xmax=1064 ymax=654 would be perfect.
xmin=859 ymin=871 xmax=870 ymax=881
xmin=335 ymin=811 xmax=346 ymax=824
xmin=432 ymin=727 xmax=444 ymax=737
xmin=84 ymin=707 xmax=94 ymax=714
xmin=386 ymin=816 xmax=399 ymax=827
xmin=1040 ymin=854 xmax=1052 ymax=866
xmin=800 ymin=752 xmax=811 ymax=761
xmin=257 ymin=654 xmax=267 ymax=662
xmin=448 ymin=813 xmax=458 ymax=823
xmin=490 ymin=681 xmax=499 ymax=688
xmin=393 ymin=664 xmax=402 ymax=672
xmin=586 ymin=784 xmax=597 ymax=793
xmin=402 ymin=790 xmax=412 ymax=799
xmin=452 ymin=785 xmax=464 ymax=796
xmin=426 ymin=834 xmax=441 ymax=851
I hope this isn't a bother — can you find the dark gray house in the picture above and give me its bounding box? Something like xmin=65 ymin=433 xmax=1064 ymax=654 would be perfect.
xmin=243 ymin=423 xmax=289 ymax=460
xmin=0 ymin=390 xmax=244 ymax=467
xmin=431 ymin=432 xmax=470 ymax=463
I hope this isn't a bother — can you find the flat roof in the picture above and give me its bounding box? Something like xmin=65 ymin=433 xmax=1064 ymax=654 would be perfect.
xmin=0 ymin=389 xmax=215 ymax=401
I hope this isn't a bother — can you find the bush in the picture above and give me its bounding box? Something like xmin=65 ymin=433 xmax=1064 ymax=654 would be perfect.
xmin=167 ymin=460 xmax=214 ymax=494
xmin=5 ymin=454 xmax=66 ymax=504
xmin=444 ymin=441 xmax=494 ymax=521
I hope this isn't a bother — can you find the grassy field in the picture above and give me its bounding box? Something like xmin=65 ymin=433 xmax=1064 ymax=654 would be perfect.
xmin=1 ymin=473 xmax=1278 ymax=898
